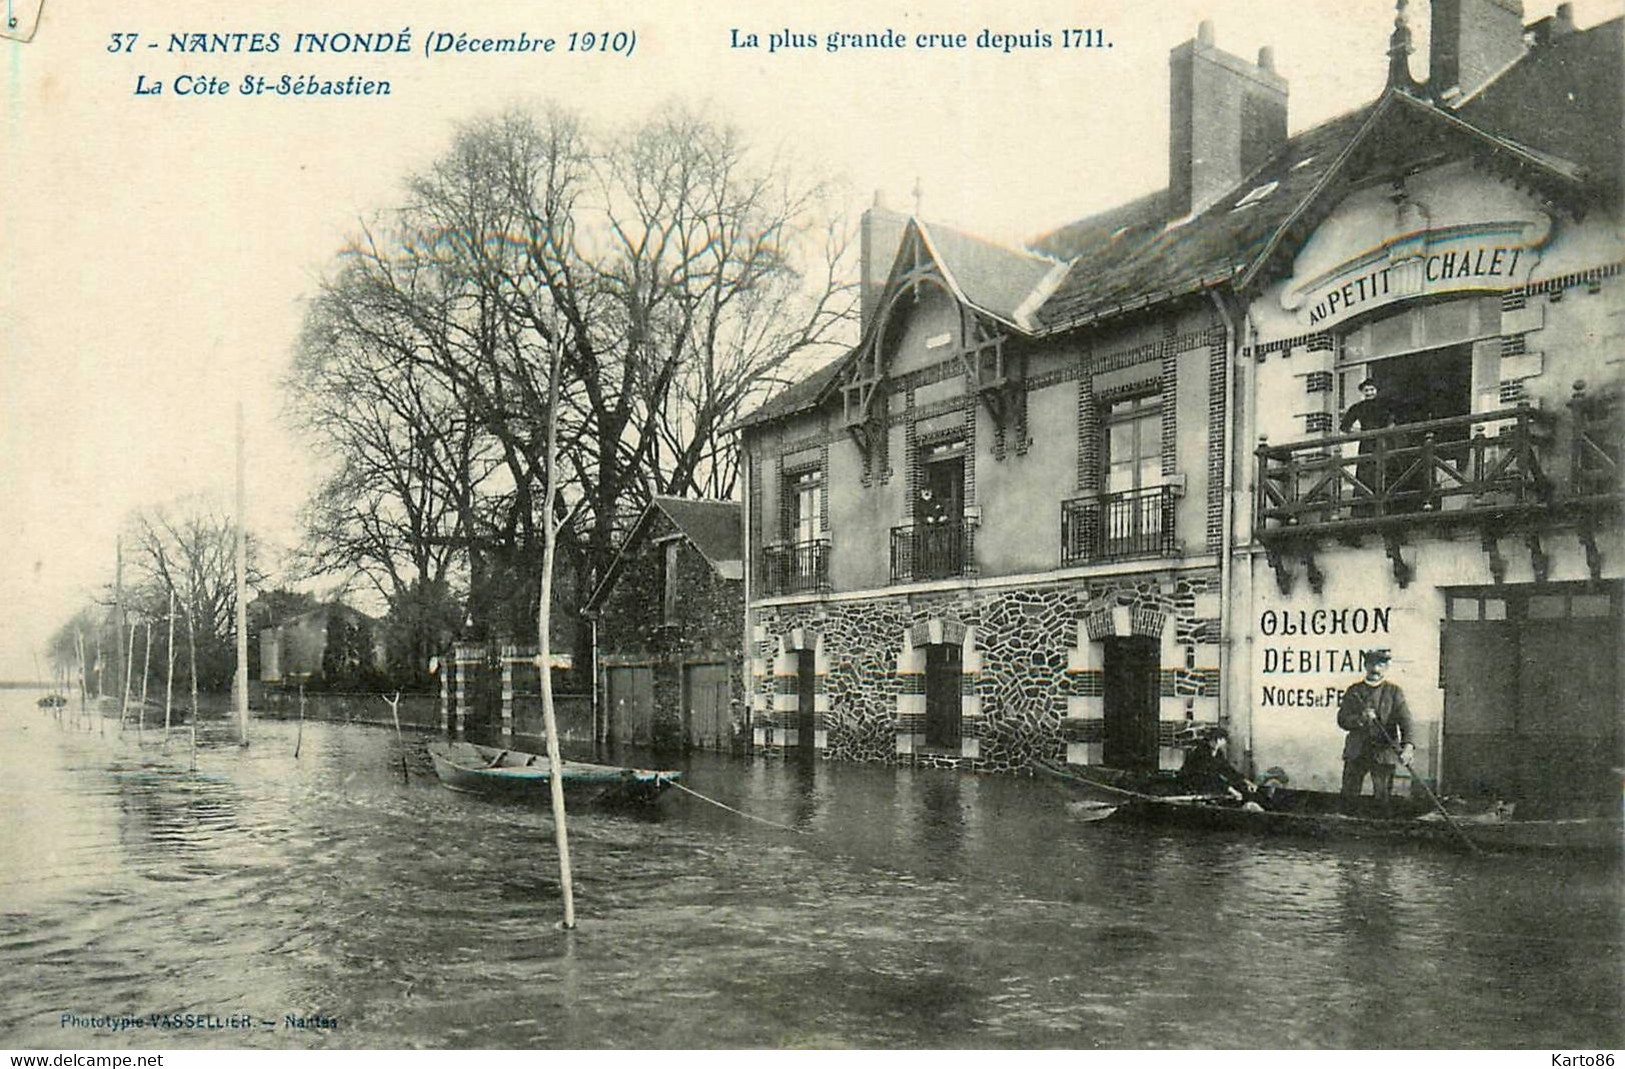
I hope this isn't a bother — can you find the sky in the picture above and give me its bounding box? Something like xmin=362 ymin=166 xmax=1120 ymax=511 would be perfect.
xmin=0 ymin=0 xmax=1615 ymax=680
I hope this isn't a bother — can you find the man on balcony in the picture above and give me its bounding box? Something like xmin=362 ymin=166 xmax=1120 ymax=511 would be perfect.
xmin=1341 ymin=378 xmax=1401 ymax=517
xmin=1336 ymin=648 xmax=1415 ymax=808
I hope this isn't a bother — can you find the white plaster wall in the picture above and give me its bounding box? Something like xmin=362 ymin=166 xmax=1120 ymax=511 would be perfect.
xmin=975 ymin=384 xmax=1075 ymax=574
xmin=1239 ymin=528 xmax=1624 ymax=792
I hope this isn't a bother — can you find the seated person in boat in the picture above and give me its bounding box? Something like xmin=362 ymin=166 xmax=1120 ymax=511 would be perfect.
xmin=1174 ymin=724 xmax=1256 ymax=801
xmin=1336 ymin=648 xmax=1414 ymax=806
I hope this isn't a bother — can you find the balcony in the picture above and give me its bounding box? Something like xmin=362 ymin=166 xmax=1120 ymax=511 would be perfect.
xmin=890 ymin=522 xmax=972 ymax=583
xmin=1252 ymin=396 xmax=1625 ymax=590
xmin=1255 ymin=406 xmax=1556 ymax=537
xmin=1061 ymin=486 xmax=1177 ymax=565
xmin=760 ymin=538 xmax=830 ymax=596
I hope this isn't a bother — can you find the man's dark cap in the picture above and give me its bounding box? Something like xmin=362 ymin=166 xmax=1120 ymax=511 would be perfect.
xmin=1362 ymin=648 xmax=1392 ymax=668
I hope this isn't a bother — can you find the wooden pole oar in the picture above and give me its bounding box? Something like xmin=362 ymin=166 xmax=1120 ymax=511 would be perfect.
xmin=1368 ymin=716 xmax=1480 ymax=855
xmin=1032 ymin=758 xmax=1232 ymax=805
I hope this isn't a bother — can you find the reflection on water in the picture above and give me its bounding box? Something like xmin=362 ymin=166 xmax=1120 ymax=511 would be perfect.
xmin=0 ymin=695 xmax=1618 ymax=1049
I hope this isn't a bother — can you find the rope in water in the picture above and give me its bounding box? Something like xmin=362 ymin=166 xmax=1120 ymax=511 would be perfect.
xmin=663 ymin=778 xmax=809 ymax=836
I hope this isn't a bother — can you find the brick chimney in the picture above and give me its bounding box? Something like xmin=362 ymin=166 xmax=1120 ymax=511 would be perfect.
xmin=1169 ymin=22 xmax=1289 ymax=219
xmin=1428 ymin=0 xmax=1527 ymax=100
xmin=859 ymin=191 xmax=908 ymax=331
xmin=1526 ymin=2 xmax=1576 ymax=48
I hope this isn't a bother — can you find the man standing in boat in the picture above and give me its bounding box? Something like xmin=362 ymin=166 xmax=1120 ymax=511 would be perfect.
xmin=1337 ymin=648 xmax=1414 ymax=806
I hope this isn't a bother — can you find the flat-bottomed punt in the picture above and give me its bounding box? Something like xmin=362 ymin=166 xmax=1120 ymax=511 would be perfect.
xmin=427 ymin=740 xmax=681 ymax=806
xmin=1033 ymin=757 xmax=1622 ymax=855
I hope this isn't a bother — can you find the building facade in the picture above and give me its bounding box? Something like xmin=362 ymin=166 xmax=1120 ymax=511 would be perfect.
xmin=1231 ymin=4 xmax=1623 ymax=812
xmin=738 ymin=1 xmax=1622 ymax=804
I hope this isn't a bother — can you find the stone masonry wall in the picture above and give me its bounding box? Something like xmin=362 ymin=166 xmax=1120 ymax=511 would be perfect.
xmin=596 ymin=517 xmax=746 ymax=751
xmin=751 ymin=566 xmax=1221 ymax=772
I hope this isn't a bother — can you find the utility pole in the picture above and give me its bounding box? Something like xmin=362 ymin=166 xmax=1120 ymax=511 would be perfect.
xmin=235 ymin=400 xmax=250 ymax=747
xmin=114 ymin=534 xmax=125 ymax=710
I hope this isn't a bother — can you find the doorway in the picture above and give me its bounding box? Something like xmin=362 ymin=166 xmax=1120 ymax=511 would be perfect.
xmin=683 ymin=662 xmax=730 ymax=751
xmin=795 ymin=649 xmax=818 ymax=757
xmin=1440 ymin=584 xmax=1621 ymax=814
xmin=923 ymin=643 xmax=962 ymax=750
xmin=605 ymin=665 xmax=654 ymax=746
xmin=916 ymin=447 xmax=965 ymax=579
xmin=1102 ymin=636 xmax=1160 ymax=771
xmin=1364 ymin=343 xmax=1472 ymax=426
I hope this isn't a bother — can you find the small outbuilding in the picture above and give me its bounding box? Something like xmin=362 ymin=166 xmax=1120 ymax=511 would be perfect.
xmin=584 ymin=496 xmax=745 ymax=752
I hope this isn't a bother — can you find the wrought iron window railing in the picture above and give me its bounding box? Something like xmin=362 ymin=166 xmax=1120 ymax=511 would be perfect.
xmin=889 ymin=522 xmax=971 ymax=583
xmin=760 ymin=538 xmax=830 ymax=596
xmin=1061 ymin=485 xmax=1177 ymax=565
xmin=1254 ymin=406 xmax=1556 ymax=533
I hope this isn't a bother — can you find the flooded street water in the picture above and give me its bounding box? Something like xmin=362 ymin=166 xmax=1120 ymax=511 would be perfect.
xmin=0 ymin=693 xmax=1618 ymax=1050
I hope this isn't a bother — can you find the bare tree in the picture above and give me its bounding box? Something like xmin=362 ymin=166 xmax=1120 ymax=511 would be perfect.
xmin=125 ymin=496 xmax=264 ymax=691
xmin=288 ymin=102 xmax=856 ymax=647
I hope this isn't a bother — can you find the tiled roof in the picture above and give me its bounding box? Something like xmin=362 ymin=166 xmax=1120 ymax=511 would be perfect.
xmin=730 ymin=353 xmax=846 ymax=430
xmin=916 ymin=220 xmax=1068 ymax=330
xmin=738 ymin=18 xmax=1621 ymax=430
xmin=1030 ymin=104 xmax=1376 ymax=330
xmin=652 ymin=496 xmax=742 ymax=572
xmin=582 ymin=496 xmax=742 ymax=613
xmin=1458 ymin=17 xmax=1622 ymax=192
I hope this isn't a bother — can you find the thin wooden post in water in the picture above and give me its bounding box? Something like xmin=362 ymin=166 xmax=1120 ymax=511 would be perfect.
xmin=95 ymin=632 xmax=104 ymax=736
xmin=295 ymin=683 xmax=305 ymax=759
xmin=187 ymin=599 xmax=199 ymax=771
xmin=384 ymin=690 xmax=408 ymax=784
xmin=163 ymin=591 xmax=176 ymax=746
xmin=119 ymin=618 xmax=136 ymax=733
xmin=139 ymin=621 xmax=152 ymax=736
xmin=76 ymin=631 xmax=88 ymax=731
xmin=538 ymin=335 xmax=576 ymax=930
xmin=114 ymin=535 xmax=125 ymax=720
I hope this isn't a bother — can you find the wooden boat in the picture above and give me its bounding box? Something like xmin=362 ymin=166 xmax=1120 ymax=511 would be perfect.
xmin=1033 ymin=757 xmax=1622 ymax=855
xmin=36 ymin=694 xmax=67 ymax=709
xmin=426 ymin=740 xmax=681 ymax=806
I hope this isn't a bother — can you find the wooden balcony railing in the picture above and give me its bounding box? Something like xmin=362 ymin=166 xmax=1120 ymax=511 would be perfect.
xmin=760 ymin=539 xmax=830 ymax=596
xmin=1061 ymin=486 xmax=1177 ymax=565
xmin=1568 ymin=380 xmax=1622 ymax=502
xmin=1255 ymin=406 xmax=1555 ymax=535
xmin=890 ymin=522 xmax=972 ymax=583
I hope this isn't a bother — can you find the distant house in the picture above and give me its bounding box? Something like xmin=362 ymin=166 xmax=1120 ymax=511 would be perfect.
xmin=259 ymin=604 xmax=385 ymax=687
xmin=584 ymin=496 xmax=744 ymax=752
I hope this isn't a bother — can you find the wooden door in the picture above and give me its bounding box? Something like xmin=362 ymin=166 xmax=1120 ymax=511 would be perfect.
xmin=795 ymin=650 xmax=817 ymax=755
xmin=1440 ymin=586 xmax=1621 ymax=812
xmin=684 ymin=662 xmax=730 ymax=752
xmin=924 ymin=643 xmax=961 ymax=749
xmin=606 ymin=665 xmax=654 ymax=746
xmin=1102 ymin=636 xmax=1159 ymax=771
xmin=1517 ymin=617 xmax=1619 ymax=811
xmin=1440 ymin=621 xmax=1519 ymax=799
